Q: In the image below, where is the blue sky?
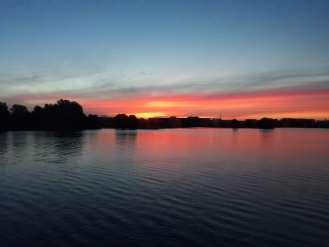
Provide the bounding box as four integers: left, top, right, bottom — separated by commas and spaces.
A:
0, 0, 328, 118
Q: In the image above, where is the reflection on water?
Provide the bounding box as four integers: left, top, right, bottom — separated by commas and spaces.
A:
0, 132, 8, 156
0, 128, 329, 247
115, 130, 138, 154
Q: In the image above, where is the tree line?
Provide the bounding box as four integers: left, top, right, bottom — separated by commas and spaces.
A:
0, 99, 328, 131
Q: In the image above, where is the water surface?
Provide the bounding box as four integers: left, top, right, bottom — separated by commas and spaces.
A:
1, 129, 329, 247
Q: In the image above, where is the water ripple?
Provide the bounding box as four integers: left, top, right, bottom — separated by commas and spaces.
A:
1, 129, 329, 246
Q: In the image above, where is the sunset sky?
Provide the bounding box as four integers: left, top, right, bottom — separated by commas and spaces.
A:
0, 0, 328, 119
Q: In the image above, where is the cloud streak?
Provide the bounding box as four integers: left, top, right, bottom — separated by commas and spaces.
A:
1, 66, 328, 119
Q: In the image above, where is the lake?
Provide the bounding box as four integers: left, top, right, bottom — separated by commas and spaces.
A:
0, 128, 329, 247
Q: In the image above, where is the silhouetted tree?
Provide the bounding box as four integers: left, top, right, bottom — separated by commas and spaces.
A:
0, 102, 10, 117
127, 115, 138, 129
38, 99, 87, 130
0, 102, 10, 130
257, 118, 275, 129
11, 104, 30, 118
113, 114, 139, 129
10, 104, 31, 129
113, 114, 128, 129
183, 116, 201, 127
0, 99, 328, 131
231, 119, 240, 128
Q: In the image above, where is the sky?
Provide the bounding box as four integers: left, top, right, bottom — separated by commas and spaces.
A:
0, 0, 329, 119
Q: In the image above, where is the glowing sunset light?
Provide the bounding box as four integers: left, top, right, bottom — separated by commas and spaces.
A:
134, 112, 167, 119
243, 111, 329, 120
146, 101, 193, 108
72, 86, 329, 120
1, 1, 329, 246
1, 1, 328, 121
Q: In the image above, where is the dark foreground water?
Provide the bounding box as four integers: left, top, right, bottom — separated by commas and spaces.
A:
0, 129, 329, 247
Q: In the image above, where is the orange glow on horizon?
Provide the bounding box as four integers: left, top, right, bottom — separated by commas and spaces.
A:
29, 87, 329, 120
146, 101, 192, 108
134, 112, 167, 118
242, 111, 329, 120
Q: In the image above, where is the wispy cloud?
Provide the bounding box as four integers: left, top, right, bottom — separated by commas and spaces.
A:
1, 66, 328, 119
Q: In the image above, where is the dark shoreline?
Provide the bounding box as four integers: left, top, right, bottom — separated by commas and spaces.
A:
1, 126, 329, 134
1, 119, 329, 132
1, 99, 328, 131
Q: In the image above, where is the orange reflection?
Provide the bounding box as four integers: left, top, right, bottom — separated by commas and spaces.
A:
127, 129, 329, 168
